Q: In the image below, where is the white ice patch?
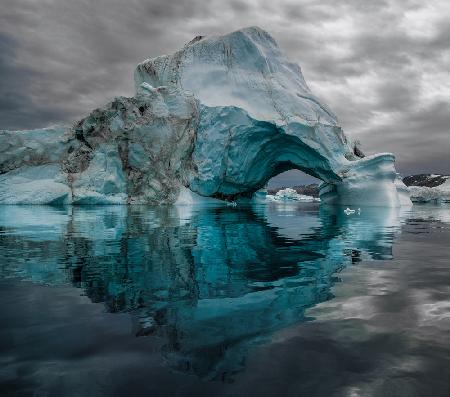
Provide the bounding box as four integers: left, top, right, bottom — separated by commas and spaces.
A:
0, 164, 71, 205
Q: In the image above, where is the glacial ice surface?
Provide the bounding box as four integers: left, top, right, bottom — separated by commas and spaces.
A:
0, 27, 410, 206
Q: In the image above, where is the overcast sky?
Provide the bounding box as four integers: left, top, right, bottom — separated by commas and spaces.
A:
1, 0, 449, 185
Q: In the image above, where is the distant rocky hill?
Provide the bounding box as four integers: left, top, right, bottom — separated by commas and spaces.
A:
403, 174, 449, 188
267, 184, 320, 197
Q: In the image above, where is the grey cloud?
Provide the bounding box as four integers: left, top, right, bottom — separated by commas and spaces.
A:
409, 101, 450, 135
228, 0, 250, 13
0, 0, 449, 180
359, 100, 450, 175
0, 32, 73, 129
375, 78, 419, 112
281, 2, 333, 22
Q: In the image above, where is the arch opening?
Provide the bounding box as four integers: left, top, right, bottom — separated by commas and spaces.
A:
268, 169, 320, 191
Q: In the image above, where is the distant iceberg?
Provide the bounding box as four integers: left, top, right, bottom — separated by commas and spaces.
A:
266, 188, 320, 202
408, 178, 450, 203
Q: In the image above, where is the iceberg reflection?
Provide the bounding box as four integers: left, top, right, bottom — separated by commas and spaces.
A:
0, 203, 416, 379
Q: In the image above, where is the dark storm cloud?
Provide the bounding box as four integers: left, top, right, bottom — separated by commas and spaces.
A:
0, 0, 449, 176
362, 100, 450, 174
375, 78, 419, 112
0, 32, 70, 129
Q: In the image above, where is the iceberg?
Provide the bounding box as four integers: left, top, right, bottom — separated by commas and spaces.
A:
266, 188, 319, 202
408, 178, 450, 203
0, 27, 411, 206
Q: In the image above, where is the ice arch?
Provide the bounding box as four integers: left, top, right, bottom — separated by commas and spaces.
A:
185, 104, 408, 206
188, 105, 343, 199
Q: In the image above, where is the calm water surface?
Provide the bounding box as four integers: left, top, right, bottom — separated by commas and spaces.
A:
0, 203, 449, 396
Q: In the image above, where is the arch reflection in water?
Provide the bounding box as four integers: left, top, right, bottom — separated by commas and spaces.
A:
0, 203, 404, 379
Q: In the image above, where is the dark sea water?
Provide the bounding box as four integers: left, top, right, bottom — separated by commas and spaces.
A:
0, 203, 449, 397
